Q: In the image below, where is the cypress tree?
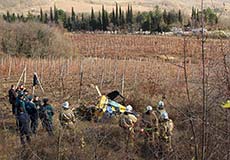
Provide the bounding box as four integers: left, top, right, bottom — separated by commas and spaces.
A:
102, 5, 107, 30
40, 8, 44, 22
90, 7, 97, 31
163, 9, 168, 24
67, 16, 72, 31
11, 13, 16, 22
126, 4, 130, 24
71, 7, 76, 23
111, 8, 116, 25
126, 4, 133, 24
119, 6, 122, 26
130, 5, 133, 24
44, 13, 48, 23
50, 7, 53, 22
54, 5, 58, 24
17, 13, 20, 21
6, 11, 11, 22
97, 11, 102, 30
115, 3, 119, 25
178, 9, 183, 24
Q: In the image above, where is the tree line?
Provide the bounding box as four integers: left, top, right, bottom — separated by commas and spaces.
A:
2, 4, 218, 33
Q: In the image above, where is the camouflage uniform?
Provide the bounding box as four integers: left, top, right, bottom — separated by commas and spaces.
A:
59, 108, 76, 129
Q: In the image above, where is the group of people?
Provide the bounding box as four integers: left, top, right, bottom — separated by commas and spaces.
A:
8, 84, 55, 145
8, 84, 173, 153
119, 97, 174, 152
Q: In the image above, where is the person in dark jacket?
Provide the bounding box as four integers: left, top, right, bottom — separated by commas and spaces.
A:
15, 93, 27, 130
39, 98, 54, 136
8, 85, 17, 115
18, 107, 31, 145
16, 84, 26, 95
33, 96, 42, 109
15, 93, 27, 115
26, 96, 39, 134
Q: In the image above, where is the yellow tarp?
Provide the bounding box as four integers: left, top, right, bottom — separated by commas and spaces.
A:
222, 100, 230, 109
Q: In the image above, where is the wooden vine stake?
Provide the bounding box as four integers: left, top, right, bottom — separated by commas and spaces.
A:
16, 66, 27, 87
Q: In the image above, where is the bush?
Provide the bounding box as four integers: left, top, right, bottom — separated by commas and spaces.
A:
0, 21, 74, 57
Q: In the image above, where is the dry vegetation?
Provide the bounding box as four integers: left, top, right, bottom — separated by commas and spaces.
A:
0, 21, 74, 58
0, 32, 229, 159
0, 0, 229, 15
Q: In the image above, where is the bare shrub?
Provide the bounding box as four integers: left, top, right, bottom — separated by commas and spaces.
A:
0, 21, 74, 57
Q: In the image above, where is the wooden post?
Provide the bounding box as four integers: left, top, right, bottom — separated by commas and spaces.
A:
16, 67, 26, 87
78, 58, 84, 102
8, 58, 12, 79
23, 66, 27, 85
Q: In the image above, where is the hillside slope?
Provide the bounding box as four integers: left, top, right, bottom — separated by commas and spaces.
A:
0, 0, 229, 15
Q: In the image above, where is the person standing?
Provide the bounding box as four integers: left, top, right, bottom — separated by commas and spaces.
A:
141, 106, 159, 145
18, 107, 31, 145
59, 102, 76, 129
39, 98, 54, 136
8, 85, 17, 115
26, 96, 39, 135
119, 105, 138, 148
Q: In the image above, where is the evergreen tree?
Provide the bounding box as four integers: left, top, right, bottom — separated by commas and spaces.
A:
67, 16, 72, 31
40, 8, 44, 22
17, 13, 20, 21
119, 6, 122, 26
63, 13, 67, 28
126, 4, 133, 24
50, 7, 53, 22
6, 11, 11, 22
142, 15, 150, 31
54, 5, 58, 24
111, 8, 116, 25
97, 11, 102, 30
44, 13, 48, 23
71, 7, 76, 23
150, 6, 163, 32
115, 3, 119, 25
11, 13, 16, 22
163, 9, 168, 24
90, 7, 97, 31
102, 5, 108, 30
178, 10, 183, 24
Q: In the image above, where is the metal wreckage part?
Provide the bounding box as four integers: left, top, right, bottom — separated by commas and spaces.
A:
74, 86, 127, 122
